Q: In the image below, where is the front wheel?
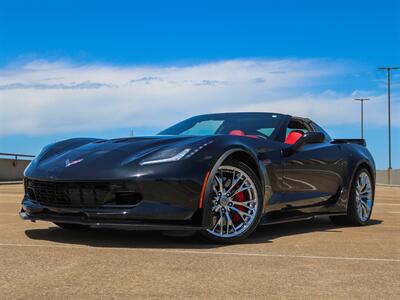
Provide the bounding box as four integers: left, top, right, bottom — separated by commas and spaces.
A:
198, 160, 263, 243
330, 168, 374, 226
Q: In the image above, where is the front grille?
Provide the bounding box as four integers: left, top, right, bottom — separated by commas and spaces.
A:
26, 179, 142, 208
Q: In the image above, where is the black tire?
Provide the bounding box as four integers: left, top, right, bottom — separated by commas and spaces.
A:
330, 168, 374, 226
198, 159, 264, 244
54, 222, 90, 230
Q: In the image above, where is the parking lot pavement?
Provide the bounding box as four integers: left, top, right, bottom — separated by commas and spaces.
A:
0, 184, 399, 299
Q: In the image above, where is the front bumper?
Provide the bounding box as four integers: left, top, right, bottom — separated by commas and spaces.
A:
22, 157, 215, 229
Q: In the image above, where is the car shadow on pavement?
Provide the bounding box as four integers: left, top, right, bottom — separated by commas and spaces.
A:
24, 217, 383, 250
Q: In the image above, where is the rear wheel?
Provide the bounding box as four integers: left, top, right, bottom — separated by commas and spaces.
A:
199, 160, 263, 243
54, 223, 90, 230
330, 168, 374, 226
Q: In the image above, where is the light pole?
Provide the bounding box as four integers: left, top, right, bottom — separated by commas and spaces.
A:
378, 67, 400, 184
354, 98, 370, 139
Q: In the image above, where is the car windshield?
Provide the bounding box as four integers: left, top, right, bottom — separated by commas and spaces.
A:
158, 113, 284, 139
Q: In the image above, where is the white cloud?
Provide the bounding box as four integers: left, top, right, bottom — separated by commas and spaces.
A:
0, 59, 397, 136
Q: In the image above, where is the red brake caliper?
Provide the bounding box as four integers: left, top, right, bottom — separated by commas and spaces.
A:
233, 191, 245, 223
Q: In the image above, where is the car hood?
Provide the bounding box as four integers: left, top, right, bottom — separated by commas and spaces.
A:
25, 135, 211, 180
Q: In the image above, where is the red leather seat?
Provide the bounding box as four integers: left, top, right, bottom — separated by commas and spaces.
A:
229, 130, 259, 139
229, 130, 245, 136
285, 130, 304, 144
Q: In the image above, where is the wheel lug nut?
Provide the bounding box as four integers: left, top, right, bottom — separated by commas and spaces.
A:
228, 202, 232, 206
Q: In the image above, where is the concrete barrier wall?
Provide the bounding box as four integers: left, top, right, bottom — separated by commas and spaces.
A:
376, 169, 400, 186
0, 158, 31, 181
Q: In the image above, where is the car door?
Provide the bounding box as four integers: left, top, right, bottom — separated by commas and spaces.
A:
280, 119, 346, 214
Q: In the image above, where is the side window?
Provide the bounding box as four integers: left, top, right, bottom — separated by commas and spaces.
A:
310, 122, 332, 141
286, 119, 309, 136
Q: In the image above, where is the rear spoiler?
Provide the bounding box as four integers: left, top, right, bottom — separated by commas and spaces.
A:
331, 139, 366, 146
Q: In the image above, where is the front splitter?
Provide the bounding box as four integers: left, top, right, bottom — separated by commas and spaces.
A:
20, 211, 209, 231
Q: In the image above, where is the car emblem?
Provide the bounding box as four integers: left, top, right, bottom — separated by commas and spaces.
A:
65, 158, 84, 167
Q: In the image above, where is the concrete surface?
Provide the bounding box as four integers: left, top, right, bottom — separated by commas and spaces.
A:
0, 184, 399, 299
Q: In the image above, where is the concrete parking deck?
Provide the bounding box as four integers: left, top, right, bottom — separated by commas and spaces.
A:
0, 184, 399, 299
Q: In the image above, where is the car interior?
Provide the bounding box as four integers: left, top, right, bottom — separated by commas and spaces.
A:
284, 119, 309, 144
226, 117, 311, 144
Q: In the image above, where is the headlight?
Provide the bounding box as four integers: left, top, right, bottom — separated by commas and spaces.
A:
139, 140, 213, 166
139, 148, 191, 165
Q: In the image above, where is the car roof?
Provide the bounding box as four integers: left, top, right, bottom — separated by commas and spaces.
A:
193, 112, 315, 123
194, 112, 291, 118
291, 116, 312, 123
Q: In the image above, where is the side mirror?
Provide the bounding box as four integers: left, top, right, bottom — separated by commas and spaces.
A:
283, 132, 325, 156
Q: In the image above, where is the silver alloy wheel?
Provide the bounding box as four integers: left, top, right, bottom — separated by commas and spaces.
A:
355, 171, 373, 222
206, 166, 258, 238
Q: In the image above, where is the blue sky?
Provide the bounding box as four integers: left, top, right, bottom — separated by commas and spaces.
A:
0, 0, 399, 169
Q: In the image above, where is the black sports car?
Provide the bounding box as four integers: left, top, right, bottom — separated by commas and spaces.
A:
21, 112, 375, 243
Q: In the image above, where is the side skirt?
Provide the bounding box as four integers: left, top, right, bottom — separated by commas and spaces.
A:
259, 212, 347, 226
